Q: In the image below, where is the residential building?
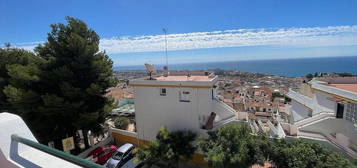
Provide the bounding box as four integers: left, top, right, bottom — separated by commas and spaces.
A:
108, 72, 248, 166
128, 72, 247, 141
286, 77, 357, 157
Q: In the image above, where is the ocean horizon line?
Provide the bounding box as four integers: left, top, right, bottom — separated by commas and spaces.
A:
115, 55, 357, 69
114, 56, 357, 77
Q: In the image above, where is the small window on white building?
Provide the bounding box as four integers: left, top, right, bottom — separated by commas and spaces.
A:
180, 91, 190, 102
160, 88, 167, 96
308, 109, 313, 117
346, 103, 357, 123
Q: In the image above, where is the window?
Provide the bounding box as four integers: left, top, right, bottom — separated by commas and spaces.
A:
346, 103, 357, 123
211, 89, 214, 99
180, 90, 190, 102
112, 151, 124, 160
160, 88, 167, 96
308, 109, 313, 117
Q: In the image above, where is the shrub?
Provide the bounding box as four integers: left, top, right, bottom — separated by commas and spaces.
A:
199, 123, 352, 168
135, 127, 196, 168
114, 117, 130, 130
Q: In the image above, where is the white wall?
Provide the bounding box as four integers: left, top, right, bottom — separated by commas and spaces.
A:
300, 118, 357, 145
314, 90, 336, 113
134, 86, 213, 141
291, 100, 310, 122
0, 113, 81, 168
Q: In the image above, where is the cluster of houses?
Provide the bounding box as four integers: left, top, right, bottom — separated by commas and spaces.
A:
1, 70, 356, 167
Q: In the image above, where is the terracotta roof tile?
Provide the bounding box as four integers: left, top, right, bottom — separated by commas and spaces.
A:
329, 84, 357, 93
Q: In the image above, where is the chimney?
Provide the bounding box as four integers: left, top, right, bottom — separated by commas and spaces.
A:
163, 65, 169, 77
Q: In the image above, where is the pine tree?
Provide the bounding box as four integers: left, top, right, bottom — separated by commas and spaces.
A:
0, 47, 43, 112
33, 16, 117, 147
1, 17, 117, 150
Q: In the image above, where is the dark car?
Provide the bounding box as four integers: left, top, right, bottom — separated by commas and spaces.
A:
121, 158, 145, 168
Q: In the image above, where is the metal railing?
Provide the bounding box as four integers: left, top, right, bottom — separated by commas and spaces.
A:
11, 134, 105, 168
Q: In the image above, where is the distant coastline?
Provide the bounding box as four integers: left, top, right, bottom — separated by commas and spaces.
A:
114, 56, 357, 77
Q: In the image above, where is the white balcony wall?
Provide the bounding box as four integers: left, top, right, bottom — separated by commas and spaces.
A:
291, 100, 311, 123
213, 99, 236, 122
0, 113, 80, 168
314, 90, 336, 114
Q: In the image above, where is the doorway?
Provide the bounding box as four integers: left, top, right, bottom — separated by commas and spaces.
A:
336, 103, 344, 118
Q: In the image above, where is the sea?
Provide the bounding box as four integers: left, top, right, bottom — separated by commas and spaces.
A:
114, 56, 357, 77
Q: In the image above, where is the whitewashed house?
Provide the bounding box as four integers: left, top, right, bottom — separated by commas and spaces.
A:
129, 72, 248, 141
286, 77, 357, 157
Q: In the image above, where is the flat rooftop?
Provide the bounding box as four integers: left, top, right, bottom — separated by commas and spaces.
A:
155, 75, 213, 82
130, 74, 218, 87
329, 84, 357, 93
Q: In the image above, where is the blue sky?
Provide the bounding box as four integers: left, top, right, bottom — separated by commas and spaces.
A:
1, 0, 357, 67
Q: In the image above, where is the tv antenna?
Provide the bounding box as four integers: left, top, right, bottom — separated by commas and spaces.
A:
163, 28, 168, 74
145, 63, 156, 80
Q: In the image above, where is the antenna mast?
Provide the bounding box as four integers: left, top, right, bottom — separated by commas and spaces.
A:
162, 28, 169, 77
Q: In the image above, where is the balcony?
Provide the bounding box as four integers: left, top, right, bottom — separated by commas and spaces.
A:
287, 89, 314, 109
0, 112, 104, 168
211, 99, 247, 129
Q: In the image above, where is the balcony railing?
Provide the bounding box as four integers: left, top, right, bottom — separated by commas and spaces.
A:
213, 99, 236, 120
294, 112, 335, 128
287, 89, 314, 109
11, 134, 104, 168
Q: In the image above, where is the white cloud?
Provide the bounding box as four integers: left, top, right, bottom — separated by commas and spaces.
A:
9, 25, 357, 54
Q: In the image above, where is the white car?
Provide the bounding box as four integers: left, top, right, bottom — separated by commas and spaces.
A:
105, 143, 134, 168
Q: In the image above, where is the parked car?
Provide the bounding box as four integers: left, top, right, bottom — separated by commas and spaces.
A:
105, 143, 134, 168
90, 145, 117, 165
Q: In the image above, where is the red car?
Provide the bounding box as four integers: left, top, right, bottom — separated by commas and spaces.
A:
90, 145, 117, 165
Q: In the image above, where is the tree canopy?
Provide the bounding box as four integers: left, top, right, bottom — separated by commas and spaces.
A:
0, 47, 44, 111
270, 139, 351, 168
135, 127, 196, 168
305, 73, 314, 81
199, 123, 352, 168
114, 117, 130, 130
199, 123, 272, 168
0, 17, 117, 149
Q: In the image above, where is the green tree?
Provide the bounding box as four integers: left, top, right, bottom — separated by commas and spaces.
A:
270, 139, 351, 168
135, 142, 161, 167
0, 47, 44, 112
199, 123, 351, 168
314, 72, 319, 77
135, 127, 196, 168
114, 117, 130, 129
34, 16, 116, 148
2, 17, 117, 150
306, 73, 314, 81
199, 123, 271, 168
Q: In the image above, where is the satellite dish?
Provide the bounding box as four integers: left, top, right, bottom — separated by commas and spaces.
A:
145, 63, 156, 80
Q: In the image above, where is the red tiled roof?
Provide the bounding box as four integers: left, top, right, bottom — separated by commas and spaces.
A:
329, 84, 357, 93
155, 75, 212, 81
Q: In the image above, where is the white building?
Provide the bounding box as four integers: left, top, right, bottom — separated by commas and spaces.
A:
129, 73, 247, 141
286, 77, 357, 157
